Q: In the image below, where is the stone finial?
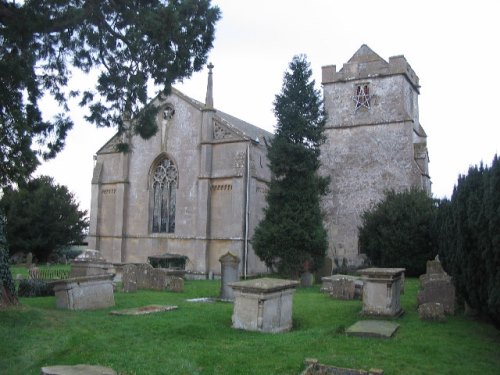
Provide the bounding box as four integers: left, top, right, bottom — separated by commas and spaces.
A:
205, 62, 214, 109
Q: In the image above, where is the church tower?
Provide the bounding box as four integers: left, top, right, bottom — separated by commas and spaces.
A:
320, 45, 430, 267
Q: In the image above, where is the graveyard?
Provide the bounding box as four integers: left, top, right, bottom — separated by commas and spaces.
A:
1, 268, 500, 375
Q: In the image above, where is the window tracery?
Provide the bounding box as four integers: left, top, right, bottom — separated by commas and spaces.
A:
151, 158, 177, 233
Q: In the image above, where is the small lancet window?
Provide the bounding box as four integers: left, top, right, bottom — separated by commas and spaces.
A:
151, 158, 177, 233
352, 84, 371, 112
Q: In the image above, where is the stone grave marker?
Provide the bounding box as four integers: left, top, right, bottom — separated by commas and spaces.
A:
330, 277, 356, 300
418, 302, 445, 321
417, 259, 455, 315
136, 263, 154, 288
219, 252, 240, 300
122, 263, 184, 292
122, 264, 138, 293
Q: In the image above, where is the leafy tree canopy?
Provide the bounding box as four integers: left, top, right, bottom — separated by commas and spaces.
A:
253, 55, 329, 278
0, 175, 89, 262
0, 0, 221, 187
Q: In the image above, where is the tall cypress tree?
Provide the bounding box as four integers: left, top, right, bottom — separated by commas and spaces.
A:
253, 55, 329, 278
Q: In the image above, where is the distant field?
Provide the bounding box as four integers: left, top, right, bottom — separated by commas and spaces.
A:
1, 278, 499, 374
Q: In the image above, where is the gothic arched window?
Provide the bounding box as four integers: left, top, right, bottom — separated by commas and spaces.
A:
151, 158, 177, 233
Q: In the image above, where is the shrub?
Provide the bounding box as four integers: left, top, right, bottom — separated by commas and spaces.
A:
358, 189, 438, 276
18, 279, 54, 297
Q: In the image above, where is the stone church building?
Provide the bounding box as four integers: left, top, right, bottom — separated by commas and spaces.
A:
88, 45, 430, 276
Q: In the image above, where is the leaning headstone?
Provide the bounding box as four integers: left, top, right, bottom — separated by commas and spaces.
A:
41, 364, 117, 375
219, 252, 240, 300
418, 302, 445, 321
122, 264, 138, 293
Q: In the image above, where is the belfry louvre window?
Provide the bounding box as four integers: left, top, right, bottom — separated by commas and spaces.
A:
151, 158, 177, 233
352, 84, 371, 111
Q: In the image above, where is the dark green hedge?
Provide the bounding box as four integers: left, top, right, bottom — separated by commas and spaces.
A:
438, 155, 500, 326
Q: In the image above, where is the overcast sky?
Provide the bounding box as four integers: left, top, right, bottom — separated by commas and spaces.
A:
35, 0, 500, 214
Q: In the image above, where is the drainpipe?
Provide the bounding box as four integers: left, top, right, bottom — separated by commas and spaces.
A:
244, 141, 250, 279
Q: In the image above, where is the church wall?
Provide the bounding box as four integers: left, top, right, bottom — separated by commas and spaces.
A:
320, 121, 418, 262
124, 94, 202, 239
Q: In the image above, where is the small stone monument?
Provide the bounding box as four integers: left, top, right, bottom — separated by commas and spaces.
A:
229, 278, 299, 333
358, 267, 405, 317
219, 252, 240, 300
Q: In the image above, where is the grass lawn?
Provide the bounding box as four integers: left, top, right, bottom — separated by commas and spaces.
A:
1, 275, 499, 375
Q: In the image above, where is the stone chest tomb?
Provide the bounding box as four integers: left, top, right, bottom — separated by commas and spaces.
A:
229, 278, 299, 333
358, 267, 405, 317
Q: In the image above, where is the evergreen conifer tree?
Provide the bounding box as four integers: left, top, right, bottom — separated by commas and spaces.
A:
252, 55, 328, 278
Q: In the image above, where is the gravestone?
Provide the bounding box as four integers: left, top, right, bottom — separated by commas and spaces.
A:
136, 263, 154, 289
219, 252, 240, 300
122, 264, 138, 293
321, 274, 363, 299
229, 278, 299, 333
358, 268, 405, 317
122, 263, 184, 292
52, 274, 115, 310
418, 302, 445, 321
166, 276, 184, 292
417, 259, 455, 315
330, 277, 356, 300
